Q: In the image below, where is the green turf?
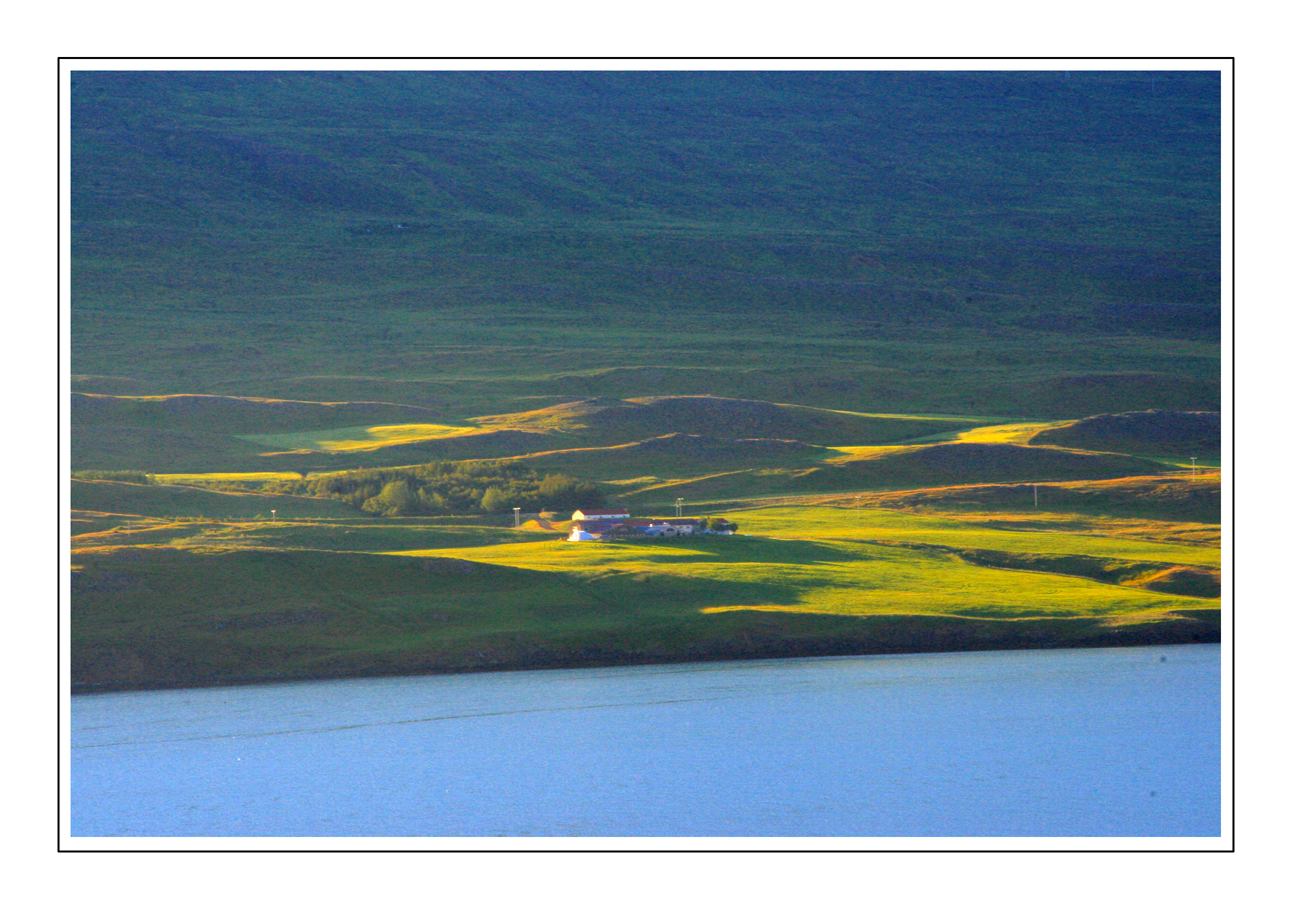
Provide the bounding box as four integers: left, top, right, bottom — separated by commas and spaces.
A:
70, 478, 356, 521
73, 72, 1219, 425
69, 71, 1223, 689
71, 497, 1221, 690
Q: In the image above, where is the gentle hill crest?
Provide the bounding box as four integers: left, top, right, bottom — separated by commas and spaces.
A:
512, 433, 829, 481
70, 477, 355, 522
73, 392, 445, 433
475, 395, 980, 448
621, 441, 1169, 507
1029, 409, 1220, 461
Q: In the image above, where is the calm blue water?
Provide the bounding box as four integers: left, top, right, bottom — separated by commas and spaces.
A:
71, 645, 1221, 837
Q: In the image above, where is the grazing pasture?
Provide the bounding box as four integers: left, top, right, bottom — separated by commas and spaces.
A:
69, 71, 1222, 689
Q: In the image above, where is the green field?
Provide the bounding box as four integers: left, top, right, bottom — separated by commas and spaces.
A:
69, 71, 1223, 690
240, 422, 478, 453
72, 478, 1221, 690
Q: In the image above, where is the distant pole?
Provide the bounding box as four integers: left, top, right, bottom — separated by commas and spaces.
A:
1033, 485, 1038, 508
855, 495, 860, 516
271, 509, 277, 523
514, 507, 521, 528
1190, 456, 1197, 480
676, 498, 684, 519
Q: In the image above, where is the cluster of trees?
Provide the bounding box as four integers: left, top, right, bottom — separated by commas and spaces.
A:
696, 516, 738, 533
264, 460, 606, 518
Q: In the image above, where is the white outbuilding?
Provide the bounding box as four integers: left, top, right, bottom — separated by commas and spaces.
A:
571, 508, 630, 521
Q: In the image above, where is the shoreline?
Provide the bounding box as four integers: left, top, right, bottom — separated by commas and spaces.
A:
71, 610, 1220, 695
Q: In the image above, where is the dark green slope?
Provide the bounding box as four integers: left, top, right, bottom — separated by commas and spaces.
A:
72, 71, 1219, 245
1030, 409, 1221, 460
71, 70, 1221, 420
70, 478, 355, 520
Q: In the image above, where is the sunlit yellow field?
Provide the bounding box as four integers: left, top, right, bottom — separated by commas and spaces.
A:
382, 503, 1218, 624
731, 507, 1221, 567
826, 444, 920, 461
952, 422, 1068, 445
149, 471, 306, 483
239, 423, 478, 452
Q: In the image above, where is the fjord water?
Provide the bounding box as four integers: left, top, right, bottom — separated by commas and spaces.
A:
71, 645, 1220, 838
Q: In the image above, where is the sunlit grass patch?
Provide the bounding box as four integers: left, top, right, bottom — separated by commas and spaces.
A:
386, 511, 1216, 619
732, 506, 1221, 567
953, 421, 1070, 445
152, 471, 307, 483
470, 407, 585, 434
825, 444, 921, 461
72, 500, 1222, 689
821, 420, 1058, 459
239, 423, 477, 452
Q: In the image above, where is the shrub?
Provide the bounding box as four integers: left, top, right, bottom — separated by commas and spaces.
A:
480, 486, 510, 513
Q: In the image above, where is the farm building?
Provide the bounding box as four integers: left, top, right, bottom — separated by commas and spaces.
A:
571, 508, 630, 521
567, 518, 646, 540
647, 519, 700, 536
567, 516, 729, 542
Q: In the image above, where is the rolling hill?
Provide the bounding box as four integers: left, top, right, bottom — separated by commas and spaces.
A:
72, 71, 1220, 420
1029, 409, 1221, 460
70, 478, 356, 521
67, 70, 1224, 689
477, 396, 977, 447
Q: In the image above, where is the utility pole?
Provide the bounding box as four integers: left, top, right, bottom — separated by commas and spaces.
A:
1033, 485, 1038, 508
1190, 456, 1197, 480
676, 498, 684, 519
513, 507, 521, 528
271, 509, 277, 523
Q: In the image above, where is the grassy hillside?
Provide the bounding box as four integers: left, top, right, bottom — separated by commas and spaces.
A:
72, 424, 275, 473
514, 434, 832, 481
825, 473, 1221, 526
826, 442, 1166, 486
72, 71, 1220, 422
613, 441, 1168, 509
476, 397, 979, 447
71, 392, 984, 474
1029, 409, 1221, 461
69, 70, 1223, 688
74, 543, 1216, 691
72, 392, 444, 432
71, 499, 1220, 691
70, 478, 356, 522
71, 392, 452, 472
73, 71, 1218, 245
